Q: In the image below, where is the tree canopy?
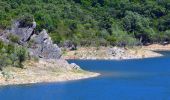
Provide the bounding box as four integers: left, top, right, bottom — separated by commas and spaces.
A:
0, 0, 170, 46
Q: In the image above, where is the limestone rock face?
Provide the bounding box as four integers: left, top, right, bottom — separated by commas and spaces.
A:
29, 29, 62, 59
10, 21, 36, 42
0, 21, 62, 59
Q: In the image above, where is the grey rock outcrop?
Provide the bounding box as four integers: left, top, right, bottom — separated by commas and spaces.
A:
107, 47, 125, 57
0, 31, 10, 43
70, 63, 80, 70
29, 29, 62, 59
10, 21, 36, 42
0, 20, 62, 59
63, 40, 77, 50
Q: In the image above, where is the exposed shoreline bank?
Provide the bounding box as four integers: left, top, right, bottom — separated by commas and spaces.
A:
62, 44, 170, 60
143, 44, 170, 51
1, 44, 169, 86
0, 59, 100, 86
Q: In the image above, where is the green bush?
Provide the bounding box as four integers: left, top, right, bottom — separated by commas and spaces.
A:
8, 34, 20, 43
14, 46, 28, 68
0, 47, 13, 70
28, 38, 35, 48
0, 40, 5, 50
0, 53, 12, 70
17, 13, 33, 28
0, 42, 28, 69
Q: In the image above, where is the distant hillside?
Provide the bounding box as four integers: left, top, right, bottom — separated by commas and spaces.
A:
0, 0, 170, 46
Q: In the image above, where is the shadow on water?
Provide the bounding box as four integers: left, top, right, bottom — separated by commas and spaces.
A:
155, 50, 170, 57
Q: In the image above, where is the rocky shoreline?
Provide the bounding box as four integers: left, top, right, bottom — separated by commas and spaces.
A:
0, 59, 100, 86
144, 44, 170, 51
0, 20, 100, 86
0, 19, 169, 86
0, 44, 168, 86
62, 46, 163, 60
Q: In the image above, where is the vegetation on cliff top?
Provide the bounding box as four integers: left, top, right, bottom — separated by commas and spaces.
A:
0, 0, 170, 46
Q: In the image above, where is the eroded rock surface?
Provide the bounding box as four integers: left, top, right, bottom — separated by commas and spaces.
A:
10, 21, 36, 42
29, 29, 61, 59
63, 40, 77, 50
0, 20, 62, 59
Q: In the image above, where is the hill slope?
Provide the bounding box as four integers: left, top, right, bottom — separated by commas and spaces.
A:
0, 0, 170, 46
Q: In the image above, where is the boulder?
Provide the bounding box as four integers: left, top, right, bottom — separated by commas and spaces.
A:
70, 63, 80, 70
107, 47, 125, 57
63, 40, 77, 50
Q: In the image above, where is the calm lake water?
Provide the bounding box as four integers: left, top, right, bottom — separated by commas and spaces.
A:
0, 52, 170, 100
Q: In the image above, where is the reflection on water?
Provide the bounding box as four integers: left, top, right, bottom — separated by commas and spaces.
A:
0, 51, 170, 100
155, 51, 170, 57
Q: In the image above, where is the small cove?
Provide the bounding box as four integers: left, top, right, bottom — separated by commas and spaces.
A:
0, 51, 170, 100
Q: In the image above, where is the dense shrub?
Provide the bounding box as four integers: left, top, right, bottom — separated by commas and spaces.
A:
14, 46, 28, 68
0, 0, 170, 46
8, 34, 20, 43
0, 41, 28, 69
17, 13, 34, 28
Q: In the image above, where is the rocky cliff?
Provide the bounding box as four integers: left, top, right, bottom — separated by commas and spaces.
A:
0, 20, 100, 86
0, 20, 62, 59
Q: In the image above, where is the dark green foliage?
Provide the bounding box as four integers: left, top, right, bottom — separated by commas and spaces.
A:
0, 41, 28, 69
8, 34, 20, 43
0, 0, 170, 46
0, 40, 4, 49
14, 46, 28, 68
17, 13, 34, 28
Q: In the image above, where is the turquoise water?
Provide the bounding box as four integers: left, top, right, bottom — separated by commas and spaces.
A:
0, 52, 170, 100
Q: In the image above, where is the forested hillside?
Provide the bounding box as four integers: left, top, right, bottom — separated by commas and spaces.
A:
0, 0, 170, 46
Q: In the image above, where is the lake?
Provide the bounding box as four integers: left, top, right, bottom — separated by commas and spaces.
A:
0, 52, 170, 100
